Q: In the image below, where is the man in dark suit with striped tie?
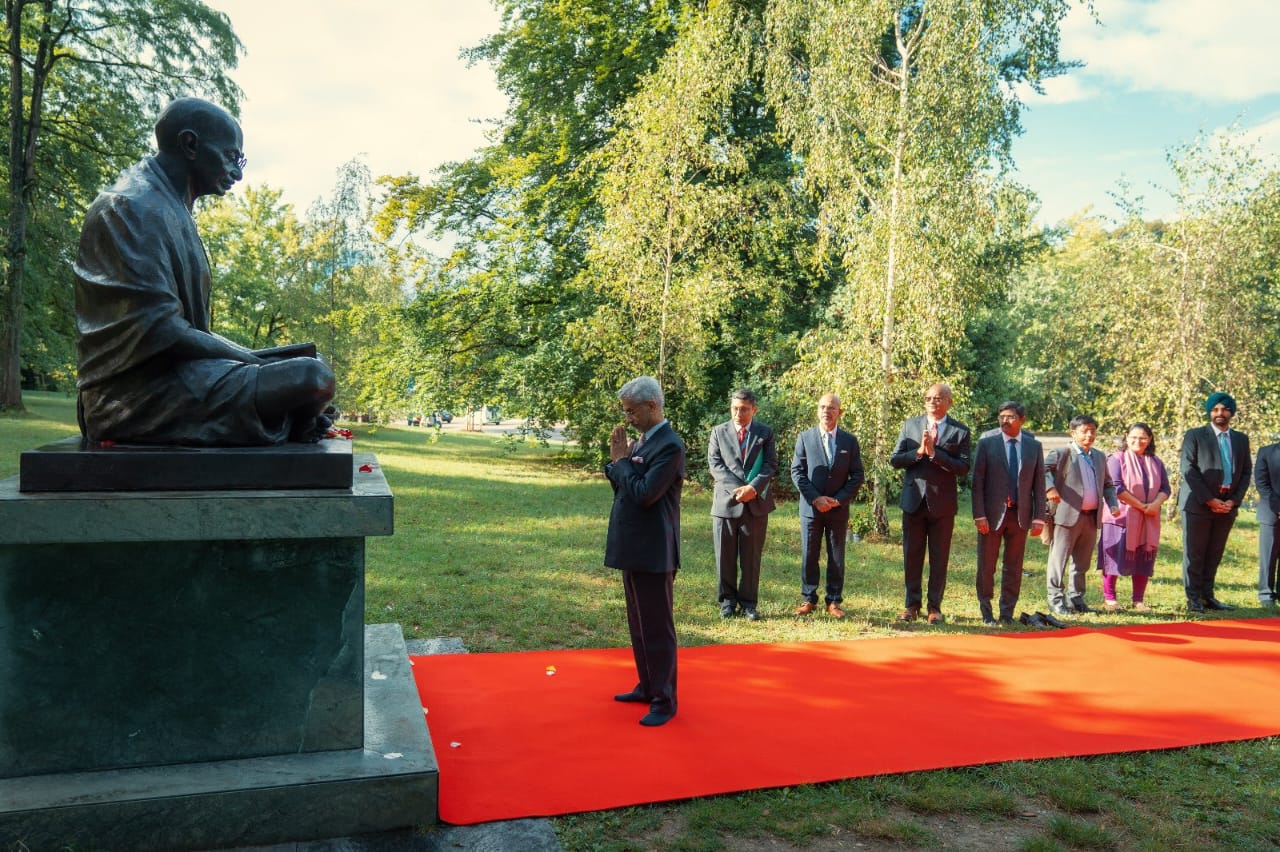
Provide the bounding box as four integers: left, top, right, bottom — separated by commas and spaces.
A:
1179, 392, 1251, 613
790, 393, 865, 618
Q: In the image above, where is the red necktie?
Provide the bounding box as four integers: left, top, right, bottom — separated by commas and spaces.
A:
737, 427, 748, 459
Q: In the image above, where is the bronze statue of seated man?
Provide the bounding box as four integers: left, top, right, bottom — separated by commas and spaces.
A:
74, 97, 335, 446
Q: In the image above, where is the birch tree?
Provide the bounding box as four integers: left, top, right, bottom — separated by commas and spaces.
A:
764, 0, 1075, 530
572, 0, 821, 457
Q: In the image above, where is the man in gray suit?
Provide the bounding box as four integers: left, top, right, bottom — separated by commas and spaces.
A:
708, 388, 778, 620
1044, 414, 1120, 615
1255, 438, 1280, 607
790, 393, 865, 618
971, 402, 1047, 625
605, 376, 686, 726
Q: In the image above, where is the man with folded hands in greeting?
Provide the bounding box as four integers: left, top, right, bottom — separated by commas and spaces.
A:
891, 382, 971, 625
605, 376, 686, 727
790, 393, 864, 618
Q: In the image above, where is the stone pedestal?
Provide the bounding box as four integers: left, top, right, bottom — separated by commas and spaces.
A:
0, 448, 438, 850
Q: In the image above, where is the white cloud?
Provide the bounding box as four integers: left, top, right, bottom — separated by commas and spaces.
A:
1237, 113, 1280, 162
1018, 74, 1094, 105
203, 1, 507, 211
1062, 0, 1280, 101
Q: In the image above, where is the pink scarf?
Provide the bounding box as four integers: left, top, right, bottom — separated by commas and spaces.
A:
1118, 450, 1163, 555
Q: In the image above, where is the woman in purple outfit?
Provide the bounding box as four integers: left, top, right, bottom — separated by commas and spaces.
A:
1097, 423, 1170, 611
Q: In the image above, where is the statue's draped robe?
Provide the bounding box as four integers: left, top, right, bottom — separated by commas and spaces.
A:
74, 158, 290, 446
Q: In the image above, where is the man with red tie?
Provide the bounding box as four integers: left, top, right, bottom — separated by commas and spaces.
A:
708, 388, 778, 621
890, 383, 972, 625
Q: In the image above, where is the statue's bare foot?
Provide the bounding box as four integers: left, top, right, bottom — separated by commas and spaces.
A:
289, 412, 333, 443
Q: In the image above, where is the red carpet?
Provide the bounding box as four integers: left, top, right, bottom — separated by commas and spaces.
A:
411, 618, 1280, 825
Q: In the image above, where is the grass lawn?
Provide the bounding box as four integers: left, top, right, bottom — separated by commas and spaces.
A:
4, 390, 1279, 850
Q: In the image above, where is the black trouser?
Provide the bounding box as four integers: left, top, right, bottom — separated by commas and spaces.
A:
902, 507, 954, 612
622, 569, 677, 713
1181, 509, 1238, 603
799, 509, 848, 604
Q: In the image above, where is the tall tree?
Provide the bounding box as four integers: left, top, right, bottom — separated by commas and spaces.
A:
1, 0, 241, 411
198, 184, 306, 350
572, 0, 826, 460
1103, 132, 1280, 441
301, 159, 408, 418
376, 0, 686, 435
764, 0, 1075, 530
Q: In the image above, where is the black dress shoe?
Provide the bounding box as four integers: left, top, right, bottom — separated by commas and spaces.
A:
1204, 598, 1235, 611
1050, 604, 1070, 616
1037, 611, 1069, 629
743, 608, 760, 622
639, 709, 675, 726
1186, 600, 1205, 613
1071, 601, 1093, 614
720, 603, 736, 618
614, 690, 649, 703
999, 616, 1014, 626
982, 616, 998, 627
1020, 612, 1048, 629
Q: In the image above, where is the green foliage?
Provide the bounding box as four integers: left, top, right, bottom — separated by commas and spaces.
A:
199, 185, 306, 349
2, 0, 243, 409
570, 0, 828, 464
764, 0, 1075, 528
997, 132, 1280, 444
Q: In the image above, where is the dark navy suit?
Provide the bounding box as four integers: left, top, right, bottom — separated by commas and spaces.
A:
890, 414, 971, 613
605, 421, 685, 715
790, 426, 864, 604
1255, 442, 1280, 605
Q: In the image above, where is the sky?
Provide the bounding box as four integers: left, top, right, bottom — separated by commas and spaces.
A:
203, 0, 1280, 227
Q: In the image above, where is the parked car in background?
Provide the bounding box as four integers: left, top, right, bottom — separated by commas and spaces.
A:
434, 410, 453, 424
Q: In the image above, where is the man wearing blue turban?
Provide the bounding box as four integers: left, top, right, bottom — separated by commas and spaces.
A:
1177, 392, 1251, 612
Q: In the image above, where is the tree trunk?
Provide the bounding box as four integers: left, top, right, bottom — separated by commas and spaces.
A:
2, 0, 55, 413
1, 0, 30, 412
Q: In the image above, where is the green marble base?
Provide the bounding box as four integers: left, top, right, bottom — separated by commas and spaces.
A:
0, 455, 393, 779
0, 624, 437, 852
1, 537, 365, 776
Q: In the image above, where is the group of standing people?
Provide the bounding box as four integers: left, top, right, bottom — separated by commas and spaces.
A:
602, 376, 1280, 728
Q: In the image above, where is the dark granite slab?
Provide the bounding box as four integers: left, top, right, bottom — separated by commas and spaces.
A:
0, 453, 393, 546
19, 436, 354, 492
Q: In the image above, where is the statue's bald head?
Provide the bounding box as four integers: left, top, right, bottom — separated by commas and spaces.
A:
155, 98, 239, 154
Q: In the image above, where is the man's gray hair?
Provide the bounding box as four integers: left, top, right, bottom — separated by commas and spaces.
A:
619, 375, 664, 407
